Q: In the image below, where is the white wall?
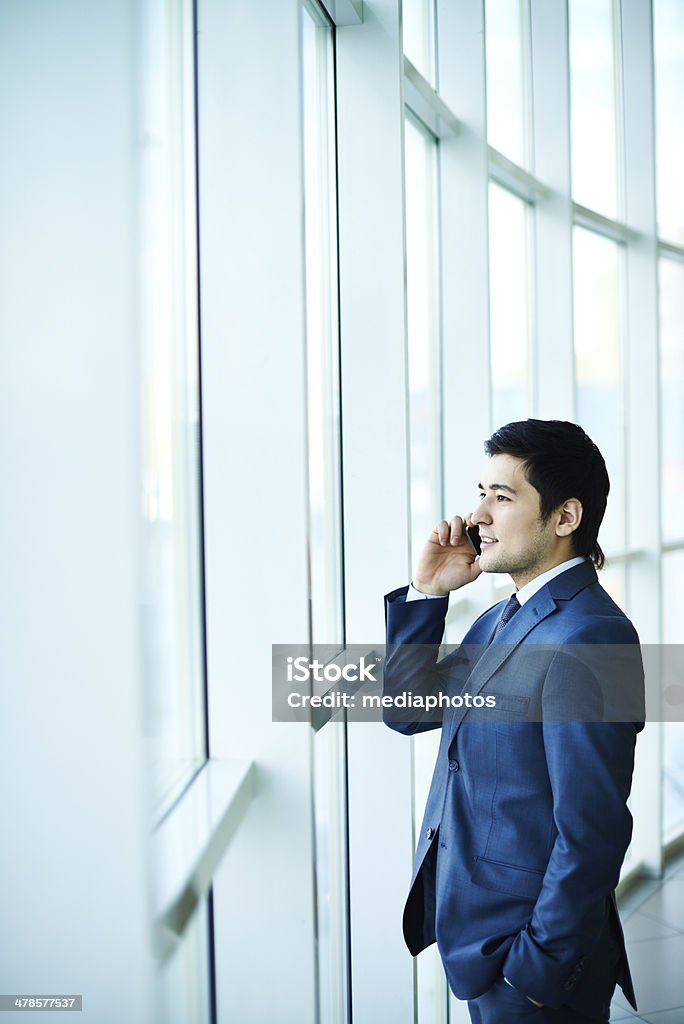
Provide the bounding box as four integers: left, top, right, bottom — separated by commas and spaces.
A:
0, 3, 155, 1021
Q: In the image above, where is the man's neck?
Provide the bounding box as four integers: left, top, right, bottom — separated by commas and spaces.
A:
512, 556, 586, 604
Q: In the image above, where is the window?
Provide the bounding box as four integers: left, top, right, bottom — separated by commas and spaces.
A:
405, 112, 442, 569
484, 0, 528, 167
662, 552, 684, 843
654, 0, 684, 245
301, 6, 349, 1022
488, 183, 533, 426
568, 0, 619, 218
403, 0, 436, 85
659, 255, 684, 846
159, 892, 212, 1023
655, 0, 684, 854
302, 0, 344, 647
572, 228, 624, 553
659, 258, 684, 544
140, 0, 206, 815
404, 108, 448, 1024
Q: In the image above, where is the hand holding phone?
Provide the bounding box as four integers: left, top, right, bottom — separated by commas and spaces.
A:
412, 514, 482, 595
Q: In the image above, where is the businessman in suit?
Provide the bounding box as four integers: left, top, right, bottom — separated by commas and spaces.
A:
383, 420, 645, 1023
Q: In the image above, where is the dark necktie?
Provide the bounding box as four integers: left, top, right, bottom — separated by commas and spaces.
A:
493, 593, 521, 638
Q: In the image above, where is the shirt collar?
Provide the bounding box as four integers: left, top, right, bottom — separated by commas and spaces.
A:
513, 556, 587, 606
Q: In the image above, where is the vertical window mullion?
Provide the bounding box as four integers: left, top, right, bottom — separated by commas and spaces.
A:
141, 0, 206, 818
301, 7, 349, 1024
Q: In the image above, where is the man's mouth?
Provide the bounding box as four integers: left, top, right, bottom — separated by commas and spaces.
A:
480, 537, 498, 546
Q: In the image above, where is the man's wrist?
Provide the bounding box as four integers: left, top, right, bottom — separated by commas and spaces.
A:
411, 580, 449, 597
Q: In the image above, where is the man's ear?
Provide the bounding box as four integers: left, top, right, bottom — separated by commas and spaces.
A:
555, 498, 583, 537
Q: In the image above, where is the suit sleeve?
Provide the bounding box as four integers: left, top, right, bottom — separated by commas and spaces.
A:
501, 620, 645, 1009
383, 585, 472, 735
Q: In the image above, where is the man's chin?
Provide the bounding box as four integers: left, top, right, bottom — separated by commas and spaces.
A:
478, 550, 502, 572
478, 554, 513, 575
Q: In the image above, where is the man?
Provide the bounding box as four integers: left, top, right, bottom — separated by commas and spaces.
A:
383, 420, 645, 1023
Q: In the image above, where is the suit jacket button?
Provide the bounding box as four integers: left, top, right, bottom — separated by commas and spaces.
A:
449, 759, 460, 772
425, 827, 434, 840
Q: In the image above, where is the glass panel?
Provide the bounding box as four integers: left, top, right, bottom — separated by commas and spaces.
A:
654, 0, 684, 244
403, 0, 436, 86
301, 8, 349, 1024
414, 734, 450, 1024
659, 258, 684, 544
568, 0, 619, 218
485, 0, 528, 167
598, 562, 625, 609
140, 0, 206, 815
663, 551, 684, 842
488, 183, 532, 428
313, 722, 350, 1022
302, 1, 344, 646
158, 894, 212, 1023
404, 114, 442, 574
572, 228, 624, 552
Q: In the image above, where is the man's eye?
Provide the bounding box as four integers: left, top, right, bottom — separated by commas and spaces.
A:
496, 494, 510, 502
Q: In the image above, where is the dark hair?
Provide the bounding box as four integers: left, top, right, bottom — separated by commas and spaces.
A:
484, 419, 610, 569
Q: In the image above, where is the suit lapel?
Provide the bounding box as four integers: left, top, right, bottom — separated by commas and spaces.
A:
444, 561, 599, 742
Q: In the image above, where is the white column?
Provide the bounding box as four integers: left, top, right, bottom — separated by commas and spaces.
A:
336, 1, 416, 1020
197, 0, 318, 1019
437, 0, 495, 638
437, 4, 493, 1019
620, 0, 663, 875
530, 0, 575, 420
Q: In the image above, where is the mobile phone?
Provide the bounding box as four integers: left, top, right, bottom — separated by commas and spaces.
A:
466, 524, 481, 556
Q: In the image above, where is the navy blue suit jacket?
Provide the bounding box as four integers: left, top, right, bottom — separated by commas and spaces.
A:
384, 560, 645, 1014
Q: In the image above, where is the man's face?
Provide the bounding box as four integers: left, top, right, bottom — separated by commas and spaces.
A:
471, 453, 565, 587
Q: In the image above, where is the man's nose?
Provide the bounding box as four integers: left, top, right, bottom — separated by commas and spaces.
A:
471, 502, 492, 526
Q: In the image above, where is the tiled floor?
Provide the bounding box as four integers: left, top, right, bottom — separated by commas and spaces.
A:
610, 854, 684, 1023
